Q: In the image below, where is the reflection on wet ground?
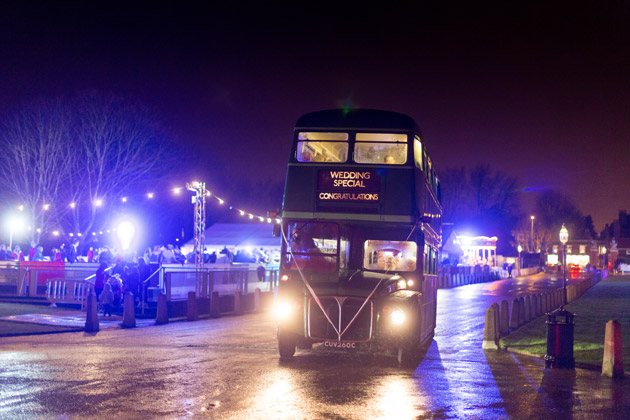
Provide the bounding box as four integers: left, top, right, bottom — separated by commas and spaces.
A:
0, 273, 629, 419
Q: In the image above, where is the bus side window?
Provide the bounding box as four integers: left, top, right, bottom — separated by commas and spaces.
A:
414, 137, 422, 169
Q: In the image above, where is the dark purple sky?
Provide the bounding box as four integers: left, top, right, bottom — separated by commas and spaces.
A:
1, 2, 629, 230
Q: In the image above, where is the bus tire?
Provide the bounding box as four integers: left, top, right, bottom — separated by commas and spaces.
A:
397, 345, 418, 367
278, 328, 297, 358
297, 339, 312, 350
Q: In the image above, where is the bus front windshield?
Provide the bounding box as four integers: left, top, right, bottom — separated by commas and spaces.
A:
283, 222, 339, 271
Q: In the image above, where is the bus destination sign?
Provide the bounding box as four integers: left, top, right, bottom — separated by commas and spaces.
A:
317, 169, 380, 203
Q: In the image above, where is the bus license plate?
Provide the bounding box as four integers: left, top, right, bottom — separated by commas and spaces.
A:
323, 340, 358, 350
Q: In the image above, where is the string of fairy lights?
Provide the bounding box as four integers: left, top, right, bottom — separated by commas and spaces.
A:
12, 182, 281, 239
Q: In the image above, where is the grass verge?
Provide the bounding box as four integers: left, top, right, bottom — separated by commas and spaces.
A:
500, 275, 630, 371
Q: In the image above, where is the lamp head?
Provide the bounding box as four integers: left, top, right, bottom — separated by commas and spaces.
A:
559, 224, 569, 245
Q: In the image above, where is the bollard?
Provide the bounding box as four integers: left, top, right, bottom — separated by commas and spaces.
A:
210, 291, 221, 318
509, 298, 520, 331
544, 293, 550, 313
499, 300, 509, 336
602, 320, 624, 378
482, 303, 500, 350
187, 291, 198, 321
122, 292, 136, 328
518, 297, 525, 326
234, 290, 243, 315
525, 295, 532, 322
85, 291, 99, 333
155, 293, 168, 325
544, 308, 575, 369
254, 288, 261, 312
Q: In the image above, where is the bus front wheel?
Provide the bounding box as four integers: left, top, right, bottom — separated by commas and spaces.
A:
397, 345, 418, 367
278, 328, 297, 358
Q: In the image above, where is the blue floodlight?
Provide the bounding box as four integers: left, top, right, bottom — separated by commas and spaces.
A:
116, 220, 137, 251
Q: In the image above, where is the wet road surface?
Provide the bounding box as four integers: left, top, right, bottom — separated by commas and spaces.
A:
1, 272, 629, 419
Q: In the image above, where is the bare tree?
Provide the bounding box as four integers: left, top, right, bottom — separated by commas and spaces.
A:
0, 98, 77, 243
68, 91, 171, 237
534, 190, 584, 238
439, 166, 469, 222
440, 164, 520, 222
511, 216, 552, 253
469, 164, 519, 217
0, 92, 174, 246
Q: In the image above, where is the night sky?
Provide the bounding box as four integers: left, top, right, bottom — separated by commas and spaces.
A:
1, 2, 629, 231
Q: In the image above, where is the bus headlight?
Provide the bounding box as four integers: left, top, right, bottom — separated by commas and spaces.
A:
273, 301, 294, 320
391, 308, 406, 325
397, 279, 407, 289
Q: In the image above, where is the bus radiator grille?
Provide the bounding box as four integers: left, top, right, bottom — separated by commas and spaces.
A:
308, 297, 373, 342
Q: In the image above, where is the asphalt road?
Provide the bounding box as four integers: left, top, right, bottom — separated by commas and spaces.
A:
1, 272, 629, 419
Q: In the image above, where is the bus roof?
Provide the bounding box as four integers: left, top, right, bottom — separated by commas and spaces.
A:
295, 109, 420, 132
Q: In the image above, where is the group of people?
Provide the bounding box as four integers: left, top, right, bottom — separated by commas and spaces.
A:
0, 240, 85, 263
2, 239, 274, 270
94, 257, 155, 316
0, 244, 25, 261
185, 246, 270, 264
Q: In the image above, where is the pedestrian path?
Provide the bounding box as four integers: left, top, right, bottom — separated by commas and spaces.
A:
0, 310, 155, 333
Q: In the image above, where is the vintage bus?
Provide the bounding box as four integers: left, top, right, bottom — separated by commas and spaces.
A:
274, 109, 442, 364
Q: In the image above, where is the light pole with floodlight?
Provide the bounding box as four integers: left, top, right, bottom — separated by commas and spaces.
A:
530, 215, 535, 251
559, 224, 569, 308
602, 246, 607, 271
6, 215, 26, 252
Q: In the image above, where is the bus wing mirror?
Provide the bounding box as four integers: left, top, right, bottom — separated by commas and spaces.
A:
272, 223, 281, 237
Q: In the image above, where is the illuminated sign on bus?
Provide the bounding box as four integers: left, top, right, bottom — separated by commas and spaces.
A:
317, 169, 380, 203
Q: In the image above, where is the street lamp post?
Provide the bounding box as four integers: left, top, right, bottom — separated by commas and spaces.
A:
517, 245, 522, 277
559, 224, 569, 308
530, 215, 535, 251
544, 223, 575, 369
602, 246, 607, 271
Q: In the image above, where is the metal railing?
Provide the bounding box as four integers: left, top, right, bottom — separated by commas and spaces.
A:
46, 278, 92, 310
0, 262, 101, 298
159, 263, 279, 301
2, 260, 279, 311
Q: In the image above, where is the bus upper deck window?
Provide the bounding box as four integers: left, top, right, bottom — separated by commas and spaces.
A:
413, 136, 422, 169
296, 132, 348, 163
354, 133, 407, 165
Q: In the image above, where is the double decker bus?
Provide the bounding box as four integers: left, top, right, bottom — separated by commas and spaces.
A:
274, 109, 442, 364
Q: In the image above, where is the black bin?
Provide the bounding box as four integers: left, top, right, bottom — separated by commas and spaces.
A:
544, 308, 575, 369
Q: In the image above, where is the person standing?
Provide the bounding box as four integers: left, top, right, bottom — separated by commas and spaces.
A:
12, 246, 24, 261
257, 264, 265, 283
67, 239, 79, 263
29, 241, 37, 261
99, 283, 114, 316
0, 244, 9, 261
33, 246, 44, 261
94, 262, 108, 300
